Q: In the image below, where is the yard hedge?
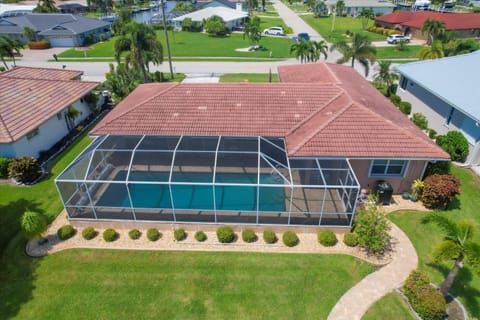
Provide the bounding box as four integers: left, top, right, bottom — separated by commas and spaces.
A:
436, 131, 469, 162
194, 230, 207, 242
174, 228, 187, 241
147, 228, 160, 241
128, 229, 141, 240
82, 227, 97, 240
263, 229, 277, 244
282, 231, 299, 247
241, 229, 257, 243
217, 226, 235, 243
343, 232, 359, 247
103, 228, 118, 242
318, 230, 337, 247
57, 225, 76, 240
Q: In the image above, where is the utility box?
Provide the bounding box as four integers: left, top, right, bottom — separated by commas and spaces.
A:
376, 181, 393, 205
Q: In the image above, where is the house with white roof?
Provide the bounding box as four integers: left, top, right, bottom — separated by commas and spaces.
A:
326, 0, 396, 16
395, 50, 480, 165
172, 6, 247, 31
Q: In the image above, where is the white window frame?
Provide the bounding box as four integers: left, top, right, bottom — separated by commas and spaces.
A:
368, 159, 409, 177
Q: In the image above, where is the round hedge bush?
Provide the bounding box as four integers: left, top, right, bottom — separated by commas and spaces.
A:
174, 228, 187, 241
263, 229, 277, 244
82, 227, 97, 240
128, 229, 141, 240
57, 225, 76, 240
103, 228, 118, 242
217, 226, 235, 243
343, 232, 359, 247
282, 231, 299, 247
436, 131, 469, 162
147, 228, 160, 241
318, 230, 337, 247
194, 230, 207, 242
241, 229, 257, 243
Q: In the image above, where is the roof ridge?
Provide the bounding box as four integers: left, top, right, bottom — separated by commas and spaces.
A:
0, 75, 98, 85
324, 63, 342, 84
93, 83, 180, 132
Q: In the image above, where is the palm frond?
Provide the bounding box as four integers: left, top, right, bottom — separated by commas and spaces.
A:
422, 213, 460, 240
464, 242, 480, 275
431, 239, 461, 263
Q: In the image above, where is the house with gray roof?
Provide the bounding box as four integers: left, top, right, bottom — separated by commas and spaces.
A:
395, 50, 480, 166
326, 0, 396, 16
0, 13, 111, 47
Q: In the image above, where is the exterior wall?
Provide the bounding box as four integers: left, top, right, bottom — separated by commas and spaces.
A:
349, 159, 428, 193
398, 76, 480, 165
0, 97, 95, 159
346, 6, 394, 16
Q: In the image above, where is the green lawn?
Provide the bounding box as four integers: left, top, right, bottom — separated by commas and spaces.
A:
301, 15, 386, 43
375, 46, 423, 59
1, 249, 374, 319
59, 31, 292, 59
219, 73, 279, 82
389, 166, 480, 318
362, 292, 415, 320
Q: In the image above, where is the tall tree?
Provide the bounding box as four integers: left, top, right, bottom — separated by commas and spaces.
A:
35, 0, 58, 12
114, 22, 163, 83
0, 35, 22, 69
422, 214, 480, 296
359, 8, 374, 30
247, 0, 258, 14
290, 39, 311, 63
336, 0, 345, 16
243, 16, 262, 46
22, 26, 36, 42
313, 0, 328, 17
330, 33, 376, 76
421, 19, 446, 45
373, 60, 399, 95
309, 40, 328, 62
418, 40, 444, 60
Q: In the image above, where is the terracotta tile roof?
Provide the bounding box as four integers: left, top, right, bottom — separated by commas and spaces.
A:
0, 66, 83, 81
375, 12, 480, 30
0, 68, 99, 143
91, 63, 449, 160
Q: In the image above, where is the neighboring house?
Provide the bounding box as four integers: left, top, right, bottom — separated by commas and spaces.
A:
172, 6, 247, 31
375, 11, 480, 39
57, 3, 89, 14
198, 0, 238, 10
395, 51, 480, 166
326, 0, 396, 16
0, 13, 111, 47
0, 67, 100, 158
0, 4, 35, 18
55, 63, 448, 227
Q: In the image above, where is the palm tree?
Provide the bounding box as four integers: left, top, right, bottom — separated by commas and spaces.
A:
309, 40, 328, 62
290, 39, 312, 63
0, 35, 23, 69
330, 33, 376, 76
114, 22, 163, 83
23, 26, 36, 42
421, 19, 445, 45
422, 213, 480, 296
418, 40, 444, 60
373, 61, 399, 95
336, 0, 345, 16
65, 105, 80, 131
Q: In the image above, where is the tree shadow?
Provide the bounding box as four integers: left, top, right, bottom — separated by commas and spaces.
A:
0, 199, 44, 318
426, 262, 479, 316
444, 195, 461, 211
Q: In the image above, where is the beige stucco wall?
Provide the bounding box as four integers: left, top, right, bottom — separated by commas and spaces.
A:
349, 159, 428, 194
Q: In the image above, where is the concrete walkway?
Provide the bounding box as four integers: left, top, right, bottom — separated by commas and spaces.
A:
327, 223, 418, 320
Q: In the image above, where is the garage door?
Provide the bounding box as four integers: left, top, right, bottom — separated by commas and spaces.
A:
48, 37, 75, 47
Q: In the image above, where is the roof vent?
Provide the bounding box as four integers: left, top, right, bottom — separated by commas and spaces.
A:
294, 114, 300, 118
173, 113, 179, 117
236, 103, 242, 107
297, 100, 303, 105
198, 106, 207, 110
186, 90, 191, 94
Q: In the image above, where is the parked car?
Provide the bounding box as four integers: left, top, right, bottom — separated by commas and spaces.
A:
387, 34, 410, 44
263, 27, 285, 36
292, 32, 310, 42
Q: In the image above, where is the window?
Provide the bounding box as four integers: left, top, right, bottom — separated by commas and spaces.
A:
369, 160, 408, 177
26, 128, 39, 140
400, 77, 408, 90
445, 107, 454, 126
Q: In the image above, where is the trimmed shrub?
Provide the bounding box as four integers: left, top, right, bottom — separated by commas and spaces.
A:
103, 228, 118, 242
7, 156, 41, 183
436, 131, 469, 162
128, 229, 141, 240
428, 128, 437, 139
194, 230, 207, 242
424, 161, 450, 178
403, 270, 447, 320
263, 229, 277, 244
217, 226, 235, 243
398, 101, 411, 115
174, 228, 187, 241
411, 113, 428, 130
242, 229, 257, 243
343, 232, 359, 247
57, 225, 76, 240
389, 94, 401, 106
421, 174, 460, 209
0, 157, 9, 178
82, 227, 97, 240
147, 228, 160, 241
282, 231, 299, 247
318, 230, 337, 247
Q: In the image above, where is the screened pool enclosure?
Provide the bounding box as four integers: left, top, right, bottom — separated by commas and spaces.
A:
56, 135, 360, 226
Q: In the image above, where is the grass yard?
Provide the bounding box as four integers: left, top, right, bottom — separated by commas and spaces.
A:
389, 166, 480, 318
1, 249, 374, 319
375, 45, 423, 59
59, 31, 292, 59
219, 73, 279, 82
362, 292, 415, 320
301, 15, 386, 43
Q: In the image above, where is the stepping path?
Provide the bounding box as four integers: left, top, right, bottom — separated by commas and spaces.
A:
327, 223, 418, 320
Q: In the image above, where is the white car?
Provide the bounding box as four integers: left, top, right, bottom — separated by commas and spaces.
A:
387, 34, 411, 44
263, 27, 285, 36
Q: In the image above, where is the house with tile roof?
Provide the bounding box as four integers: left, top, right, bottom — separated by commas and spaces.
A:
375, 11, 480, 40
395, 50, 480, 166
0, 13, 111, 47
0, 67, 100, 158
54, 63, 449, 228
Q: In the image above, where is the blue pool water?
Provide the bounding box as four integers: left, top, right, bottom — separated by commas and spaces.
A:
96, 171, 286, 212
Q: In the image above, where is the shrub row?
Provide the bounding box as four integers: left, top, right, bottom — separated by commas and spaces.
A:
367, 26, 402, 36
